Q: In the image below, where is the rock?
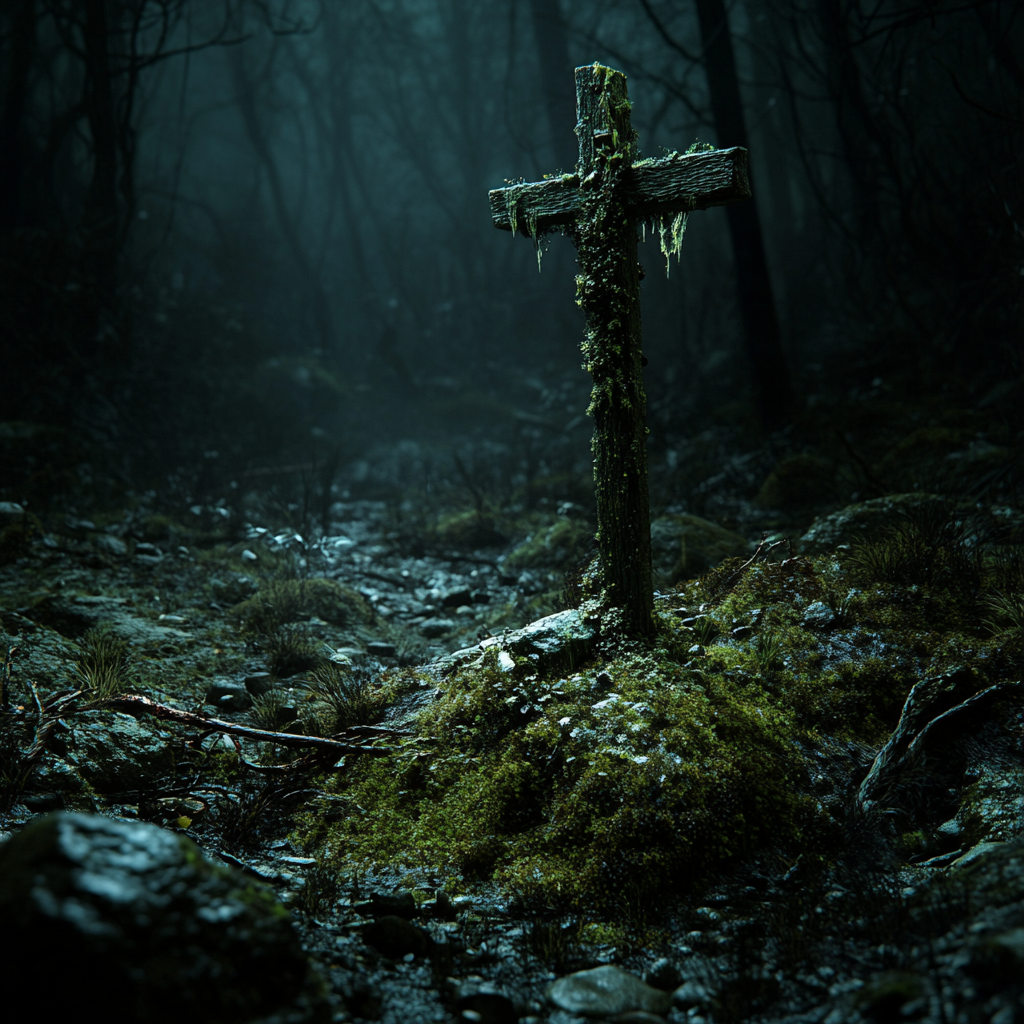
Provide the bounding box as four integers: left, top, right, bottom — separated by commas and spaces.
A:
548, 965, 673, 1017
205, 679, 253, 712
649, 514, 750, 584
21, 594, 190, 644
0, 500, 25, 522
361, 914, 431, 959
0, 813, 319, 1024
419, 617, 455, 638
498, 650, 516, 672
439, 586, 473, 608
672, 979, 714, 1009
644, 957, 683, 991
211, 573, 258, 605
799, 493, 949, 555
94, 534, 128, 557
502, 607, 596, 671
366, 640, 397, 658
64, 711, 176, 792
244, 672, 276, 696
609, 1013, 674, 1024
421, 890, 454, 920
455, 981, 519, 1024
365, 890, 418, 919
802, 601, 836, 629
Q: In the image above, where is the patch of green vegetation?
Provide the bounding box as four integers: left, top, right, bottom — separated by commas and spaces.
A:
299, 663, 382, 735
502, 519, 592, 573
74, 628, 133, 699
232, 578, 375, 634
300, 643, 824, 922
294, 507, 1021, 934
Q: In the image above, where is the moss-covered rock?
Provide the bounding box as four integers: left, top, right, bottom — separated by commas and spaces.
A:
800, 493, 949, 555
0, 812, 322, 1023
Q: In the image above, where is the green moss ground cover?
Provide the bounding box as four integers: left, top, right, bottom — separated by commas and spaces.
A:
297, 520, 1021, 929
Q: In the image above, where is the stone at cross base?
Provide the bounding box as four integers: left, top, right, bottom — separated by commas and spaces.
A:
489, 63, 751, 638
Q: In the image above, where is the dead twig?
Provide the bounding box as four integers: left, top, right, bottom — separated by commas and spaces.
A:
96, 694, 403, 758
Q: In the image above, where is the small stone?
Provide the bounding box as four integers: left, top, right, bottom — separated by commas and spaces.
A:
498, 651, 516, 673
366, 641, 397, 658
802, 601, 836, 629
0, 501, 25, 522
548, 965, 673, 1017
420, 617, 455, 638
672, 979, 713, 1009
241, 549, 258, 561
455, 982, 519, 1024
244, 673, 276, 697
644, 957, 683, 991
94, 534, 128, 556
440, 587, 473, 608
368, 891, 418, 919
205, 680, 252, 712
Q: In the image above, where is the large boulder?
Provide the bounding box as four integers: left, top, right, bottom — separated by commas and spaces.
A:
799, 493, 948, 555
0, 813, 324, 1023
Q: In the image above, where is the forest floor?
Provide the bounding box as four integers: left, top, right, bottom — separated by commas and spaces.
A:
0, 378, 1022, 1024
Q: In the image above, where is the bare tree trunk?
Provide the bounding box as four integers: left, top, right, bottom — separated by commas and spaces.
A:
527, 0, 576, 171
694, 0, 795, 429
82, 0, 121, 361
0, 0, 37, 233
229, 46, 334, 355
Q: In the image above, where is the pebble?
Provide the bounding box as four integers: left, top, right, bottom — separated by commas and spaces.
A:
419, 617, 455, 638
94, 534, 128, 556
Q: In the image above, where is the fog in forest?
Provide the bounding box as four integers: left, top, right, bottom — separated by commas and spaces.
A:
4, 0, 1019, 527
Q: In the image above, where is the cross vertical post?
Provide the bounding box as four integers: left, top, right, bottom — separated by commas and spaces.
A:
573, 64, 653, 637
489, 63, 752, 639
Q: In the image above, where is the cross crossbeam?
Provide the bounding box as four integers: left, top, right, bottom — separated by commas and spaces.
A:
489, 147, 750, 237
488, 63, 753, 638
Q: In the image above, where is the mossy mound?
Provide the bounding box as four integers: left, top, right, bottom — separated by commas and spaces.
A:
296, 497, 1022, 928
231, 577, 375, 633
649, 514, 750, 584
434, 510, 508, 550
502, 518, 593, 573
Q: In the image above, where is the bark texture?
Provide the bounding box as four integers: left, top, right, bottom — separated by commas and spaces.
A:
694, 0, 795, 429
572, 64, 654, 638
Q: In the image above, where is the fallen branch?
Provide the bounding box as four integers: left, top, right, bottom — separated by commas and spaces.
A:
96, 694, 400, 758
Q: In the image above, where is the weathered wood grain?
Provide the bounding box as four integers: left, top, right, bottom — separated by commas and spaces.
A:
489, 146, 750, 235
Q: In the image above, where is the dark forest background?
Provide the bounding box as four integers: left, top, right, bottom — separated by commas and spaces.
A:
2, 0, 1021, 526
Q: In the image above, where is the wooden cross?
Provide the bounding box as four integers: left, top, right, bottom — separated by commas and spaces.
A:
489, 63, 751, 637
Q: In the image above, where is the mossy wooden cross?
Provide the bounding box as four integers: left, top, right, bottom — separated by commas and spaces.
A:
489, 63, 751, 637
